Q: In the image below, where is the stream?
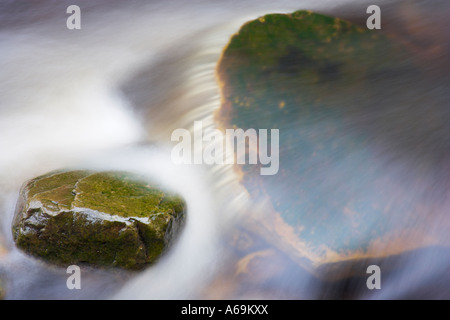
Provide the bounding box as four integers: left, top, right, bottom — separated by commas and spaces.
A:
0, 0, 449, 299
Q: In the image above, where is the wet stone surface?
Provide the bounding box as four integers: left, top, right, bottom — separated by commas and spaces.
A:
12, 170, 186, 270
215, 10, 442, 274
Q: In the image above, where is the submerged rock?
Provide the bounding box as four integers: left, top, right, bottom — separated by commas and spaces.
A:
216, 10, 440, 277
12, 170, 185, 270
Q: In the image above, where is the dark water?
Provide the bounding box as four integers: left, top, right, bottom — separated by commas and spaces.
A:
0, 0, 449, 299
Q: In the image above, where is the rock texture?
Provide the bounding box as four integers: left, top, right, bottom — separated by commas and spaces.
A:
12, 170, 185, 270
215, 10, 441, 277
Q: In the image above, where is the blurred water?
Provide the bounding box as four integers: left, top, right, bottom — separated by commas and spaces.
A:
0, 0, 448, 299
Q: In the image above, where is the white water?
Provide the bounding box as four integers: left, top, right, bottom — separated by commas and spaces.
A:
0, 0, 449, 299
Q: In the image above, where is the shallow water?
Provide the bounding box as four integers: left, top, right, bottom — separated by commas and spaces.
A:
0, 0, 449, 299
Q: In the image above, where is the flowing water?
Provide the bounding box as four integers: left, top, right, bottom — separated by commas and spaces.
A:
0, 0, 449, 299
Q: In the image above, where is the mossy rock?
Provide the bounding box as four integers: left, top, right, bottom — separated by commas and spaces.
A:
0, 277, 4, 300
12, 170, 185, 270
216, 10, 438, 277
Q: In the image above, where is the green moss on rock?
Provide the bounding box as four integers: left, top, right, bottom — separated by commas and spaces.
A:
12, 170, 186, 270
0, 277, 4, 300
